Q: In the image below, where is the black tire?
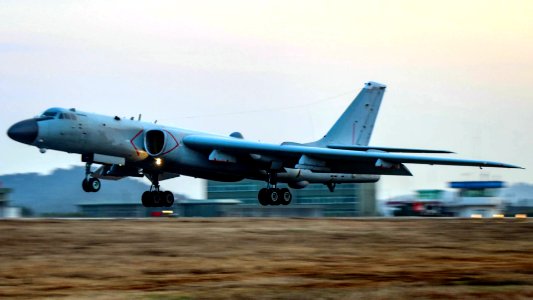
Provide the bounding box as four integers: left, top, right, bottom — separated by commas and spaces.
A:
152, 191, 161, 207
163, 191, 174, 207
82, 179, 90, 192
88, 178, 101, 192
280, 188, 292, 205
258, 188, 269, 206
269, 188, 280, 206
142, 191, 151, 207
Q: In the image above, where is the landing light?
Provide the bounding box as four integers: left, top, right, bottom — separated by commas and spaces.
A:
155, 157, 163, 167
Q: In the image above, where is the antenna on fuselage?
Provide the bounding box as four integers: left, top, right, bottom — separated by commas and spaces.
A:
138, 114, 142, 121
154, 120, 158, 124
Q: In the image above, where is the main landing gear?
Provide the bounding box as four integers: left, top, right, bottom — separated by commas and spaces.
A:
141, 190, 174, 207
142, 174, 174, 208
258, 173, 292, 206
258, 187, 292, 206
82, 162, 101, 192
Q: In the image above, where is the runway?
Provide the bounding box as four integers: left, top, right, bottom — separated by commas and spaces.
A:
0, 218, 531, 299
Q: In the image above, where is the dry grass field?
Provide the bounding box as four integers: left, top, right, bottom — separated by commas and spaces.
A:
0, 218, 531, 299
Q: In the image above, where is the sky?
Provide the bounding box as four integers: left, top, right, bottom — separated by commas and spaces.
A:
0, 0, 532, 200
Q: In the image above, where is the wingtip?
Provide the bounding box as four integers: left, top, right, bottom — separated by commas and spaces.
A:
481, 161, 524, 169
505, 164, 524, 169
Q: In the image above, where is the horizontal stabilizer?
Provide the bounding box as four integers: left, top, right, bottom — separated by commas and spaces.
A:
327, 145, 454, 154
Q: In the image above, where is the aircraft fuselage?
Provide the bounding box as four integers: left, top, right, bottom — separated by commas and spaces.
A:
8, 82, 518, 207
8, 108, 380, 189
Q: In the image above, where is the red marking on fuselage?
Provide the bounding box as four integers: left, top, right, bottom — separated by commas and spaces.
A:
130, 129, 144, 157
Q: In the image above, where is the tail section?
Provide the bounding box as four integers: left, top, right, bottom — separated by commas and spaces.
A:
310, 81, 386, 147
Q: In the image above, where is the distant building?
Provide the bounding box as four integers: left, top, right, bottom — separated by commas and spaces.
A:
78, 198, 152, 217
385, 181, 506, 218
504, 199, 533, 217
207, 180, 376, 217
224, 205, 324, 217
447, 181, 505, 218
501, 184, 533, 217
177, 199, 241, 217
78, 198, 241, 218
386, 190, 452, 217
0, 186, 21, 218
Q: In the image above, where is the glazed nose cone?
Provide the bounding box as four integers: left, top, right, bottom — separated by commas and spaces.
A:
7, 119, 38, 144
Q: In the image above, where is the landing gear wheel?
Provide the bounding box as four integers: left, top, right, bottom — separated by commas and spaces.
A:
280, 188, 292, 205
269, 188, 281, 206
88, 178, 101, 192
82, 178, 100, 192
258, 188, 269, 206
151, 191, 160, 207
82, 179, 90, 192
163, 191, 174, 207
142, 191, 152, 207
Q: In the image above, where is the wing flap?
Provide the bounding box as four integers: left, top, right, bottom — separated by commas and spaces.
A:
327, 144, 454, 154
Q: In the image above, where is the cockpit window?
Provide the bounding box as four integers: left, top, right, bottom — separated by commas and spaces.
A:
43, 111, 58, 117
40, 108, 79, 121
41, 108, 63, 118
39, 108, 78, 121
58, 113, 77, 120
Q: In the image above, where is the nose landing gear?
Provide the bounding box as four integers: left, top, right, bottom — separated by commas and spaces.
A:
82, 162, 101, 192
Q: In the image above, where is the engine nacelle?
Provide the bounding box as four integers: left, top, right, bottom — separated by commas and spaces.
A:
144, 129, 179, 157
288, 181, 309, 189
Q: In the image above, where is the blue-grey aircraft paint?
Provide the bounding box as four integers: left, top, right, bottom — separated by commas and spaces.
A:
6, 82, 521, 207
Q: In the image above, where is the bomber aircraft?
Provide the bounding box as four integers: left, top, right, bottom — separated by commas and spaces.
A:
7, 82, 521, 207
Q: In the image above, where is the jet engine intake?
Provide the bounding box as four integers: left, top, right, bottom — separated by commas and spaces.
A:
145, 130, 165, 156
144, 129, 179, 157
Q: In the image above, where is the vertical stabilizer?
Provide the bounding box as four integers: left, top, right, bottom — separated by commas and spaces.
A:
310, 81, 386, 147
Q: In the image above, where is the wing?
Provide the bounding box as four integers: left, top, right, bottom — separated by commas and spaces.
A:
327, 144, 454, 154
183, 135, 522, 175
